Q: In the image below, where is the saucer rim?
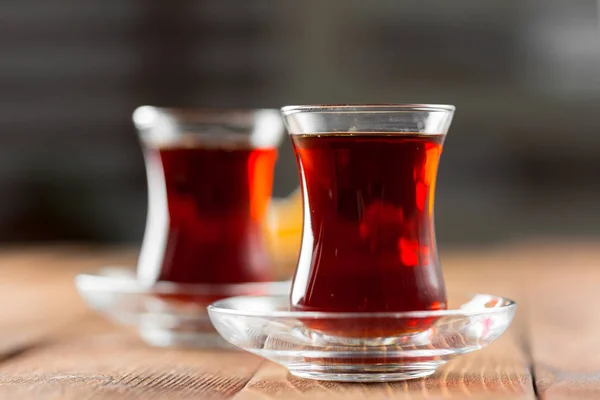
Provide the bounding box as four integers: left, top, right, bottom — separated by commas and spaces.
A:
74, 266, 291, 296
208, 293, 516, 319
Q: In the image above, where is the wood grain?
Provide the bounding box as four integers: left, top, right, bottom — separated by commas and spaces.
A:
1, 242, 600, 398
0, 246, 132, 357
0, 246, 265, 400
0, 317, 263, 400
518, 242, 600, 399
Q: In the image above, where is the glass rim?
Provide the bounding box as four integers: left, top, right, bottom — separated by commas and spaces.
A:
132, 106, 286, 148
281, 104, 455, 116
133, 105, 280, 122
134, 105, 280, 114
208, 294, 516, 319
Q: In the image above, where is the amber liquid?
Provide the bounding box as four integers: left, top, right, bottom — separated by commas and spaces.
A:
290, 133, 447, 337
140, 143, 277, 301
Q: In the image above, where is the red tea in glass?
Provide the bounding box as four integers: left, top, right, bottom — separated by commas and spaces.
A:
147, 145, 276, 283
133, 107, 284, 302
282, 105, 455, 338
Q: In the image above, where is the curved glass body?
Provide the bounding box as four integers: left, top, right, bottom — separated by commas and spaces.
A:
281, 105, 455, 335
133, 107, 284, 289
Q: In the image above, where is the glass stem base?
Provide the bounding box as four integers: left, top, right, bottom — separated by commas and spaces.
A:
289, 366, 439, 382
296, 326, 434, 347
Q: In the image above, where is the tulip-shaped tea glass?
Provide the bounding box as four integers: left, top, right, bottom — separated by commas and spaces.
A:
134, 107, 285, 291
208, 104, 516, 380
287, 105, 453, 332
75, 107, 291, 348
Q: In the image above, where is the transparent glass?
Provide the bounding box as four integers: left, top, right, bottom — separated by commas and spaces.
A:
208, 293, 516, 382
207, 105, 515, 380
126, 107, 286, 347
75, 267, 290, 348
281, 105, 455, 323
133, 107, 285, 290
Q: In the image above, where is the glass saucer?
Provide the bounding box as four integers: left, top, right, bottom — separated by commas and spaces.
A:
208, 293, 516, 382
75, 267, 291, 349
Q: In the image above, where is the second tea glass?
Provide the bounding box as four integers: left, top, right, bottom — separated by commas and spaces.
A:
126, 107, 287, 346
134, 107, 285, 292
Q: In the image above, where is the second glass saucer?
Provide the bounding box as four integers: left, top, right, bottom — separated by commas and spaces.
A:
208, 293, 516, 382
75, 267, 291, 349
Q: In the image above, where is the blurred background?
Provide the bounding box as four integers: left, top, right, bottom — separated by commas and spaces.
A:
1, 0, 599, 248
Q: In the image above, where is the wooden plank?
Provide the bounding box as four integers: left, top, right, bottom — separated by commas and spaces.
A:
11, 242, 600, 398
0, 246, 268, 399
0, 246, 134, 357
0, 244, 537, 399
0, 316, 264, 400
447, 240, 600, 399
519, 242, 600, 399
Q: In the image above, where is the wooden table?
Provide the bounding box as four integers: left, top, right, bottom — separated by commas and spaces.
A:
0, 241, 597, 399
